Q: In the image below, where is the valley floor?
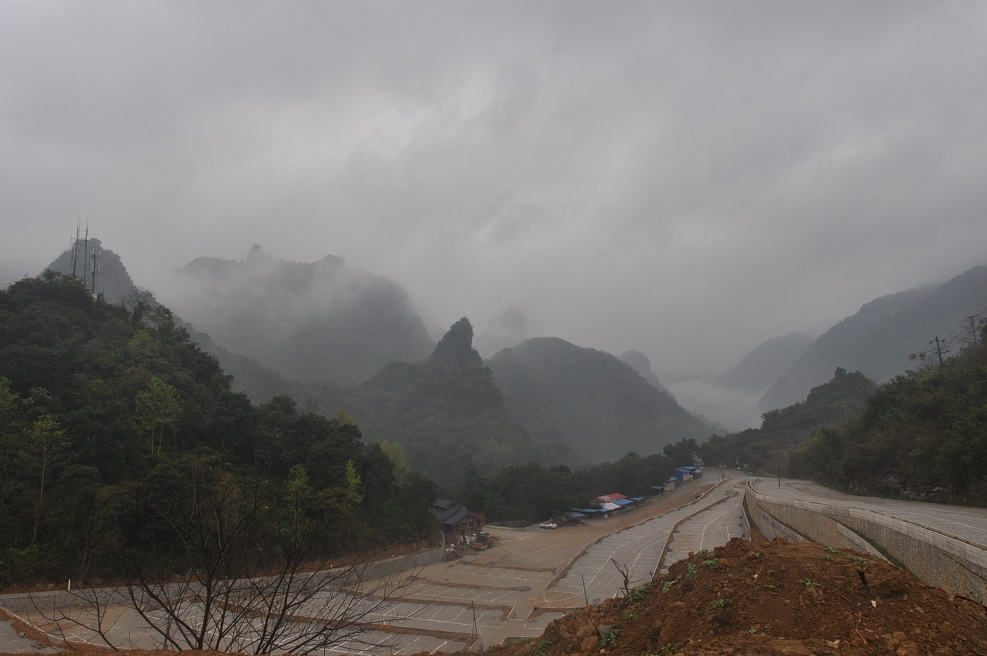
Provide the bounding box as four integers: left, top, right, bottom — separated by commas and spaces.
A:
1, 474, 744, 654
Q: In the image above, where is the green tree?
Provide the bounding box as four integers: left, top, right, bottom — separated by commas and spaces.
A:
136, 376, 181, 456
378, 440, 411, 483
663, 438, 699, 466
0, 378, 23, 524
23, 410, 68, 545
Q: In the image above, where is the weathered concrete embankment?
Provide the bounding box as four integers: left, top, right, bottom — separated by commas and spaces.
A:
744, 484, 987, 604
0, 547, 444, 615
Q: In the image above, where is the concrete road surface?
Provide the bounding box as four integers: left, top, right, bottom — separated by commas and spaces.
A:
2, 473, 755, 654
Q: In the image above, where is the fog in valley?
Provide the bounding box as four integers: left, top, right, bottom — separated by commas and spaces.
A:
4, 2, 987, 430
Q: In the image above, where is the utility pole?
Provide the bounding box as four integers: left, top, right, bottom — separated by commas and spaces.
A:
89, 241, 100, 296
930, 336, 946, 367
70, 221, 80, 278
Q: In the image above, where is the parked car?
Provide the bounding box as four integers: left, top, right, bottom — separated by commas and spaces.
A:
539, 521, 559, 529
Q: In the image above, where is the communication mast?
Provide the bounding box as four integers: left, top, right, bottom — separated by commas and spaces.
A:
70, 220, 100, 297
70, 221, 83, 278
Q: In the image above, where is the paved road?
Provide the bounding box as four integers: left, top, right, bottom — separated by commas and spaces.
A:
750, 478, 987, 548
660, 486, 747, 572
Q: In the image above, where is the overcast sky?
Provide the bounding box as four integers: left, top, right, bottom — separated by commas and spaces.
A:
2, 1, 986, 376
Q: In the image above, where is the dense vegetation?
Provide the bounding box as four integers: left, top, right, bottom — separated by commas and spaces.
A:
48, 242, 702, 487
0, 273, 437, 588
487, 337, 712, 466
760, 264, 987, 411
699, 368, 876, 474
700, 320, 987, 506
255, 325, 712, 486
792, 326, 987, 504
309, 318, 540, 484
457, 444, 696, 524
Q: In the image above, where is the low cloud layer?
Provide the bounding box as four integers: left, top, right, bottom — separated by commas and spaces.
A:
3, 1, 986, 376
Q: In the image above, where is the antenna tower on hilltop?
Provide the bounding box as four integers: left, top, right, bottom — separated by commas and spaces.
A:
70, 220, 100, 297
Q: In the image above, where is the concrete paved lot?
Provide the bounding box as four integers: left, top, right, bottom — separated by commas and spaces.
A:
3, 474, 754, 654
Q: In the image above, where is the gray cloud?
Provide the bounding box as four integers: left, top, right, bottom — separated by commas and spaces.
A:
3, 1, 987, 378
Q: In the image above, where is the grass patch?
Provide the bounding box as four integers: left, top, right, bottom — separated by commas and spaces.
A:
845, 528, 907, 571
600, 627, 620, 648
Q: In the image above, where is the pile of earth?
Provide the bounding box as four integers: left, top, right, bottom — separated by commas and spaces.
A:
481, 537, 987, 656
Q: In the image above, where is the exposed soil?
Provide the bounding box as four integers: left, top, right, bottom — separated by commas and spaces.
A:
478, 537, 987, 656
13, 535, 987, 655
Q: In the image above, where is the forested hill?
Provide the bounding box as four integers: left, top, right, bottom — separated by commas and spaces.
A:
0, 273, 437, 587
487, 337, 713, 465
301, 318, 540, 484
700, 324, 987, 506
47, 239, 137, 305
792, 326, 987, 505
699, 368, 877, 473
759, 265, 987, 411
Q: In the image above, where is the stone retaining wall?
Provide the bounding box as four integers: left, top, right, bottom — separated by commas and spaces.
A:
0, 547, 444, 615
745, 485, 987, 604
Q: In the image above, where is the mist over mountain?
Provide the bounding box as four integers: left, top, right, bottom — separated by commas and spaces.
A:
35, 239, 987, 474
474, 303, 528, 358
487, 337, 713, 465
718, 332, 814, 392
659, 335, 809, 434
700, 367, 878, 474
759, 265, 987, 411
47, 239, 137, 305
620, 350, 673, 396
302, 317, 538, 483
164, 245, 435, 384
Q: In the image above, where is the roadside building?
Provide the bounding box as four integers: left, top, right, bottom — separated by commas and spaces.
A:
680, 465, 702, 479
433, 498, 484, 545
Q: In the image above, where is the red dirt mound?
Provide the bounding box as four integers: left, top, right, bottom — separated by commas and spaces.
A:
482, 537, 987, 656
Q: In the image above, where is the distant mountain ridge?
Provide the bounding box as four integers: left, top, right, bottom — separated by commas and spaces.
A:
39, 240, 987, 481
487, 337, 712, 465
620, 350, 674, 396
305, 318, 538, 483
169, 245, 435, 385
759, 265, 987, 411
718, 333, 813, 392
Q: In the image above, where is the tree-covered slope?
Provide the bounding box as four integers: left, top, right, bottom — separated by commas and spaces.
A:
792, 326, 987, 504
699, 368, 877, 474
0, 273, 436, 587
487, 337, 712, 466
299, 318, 540, 484
760, 265, 987, 411
47, 238, 137, 305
